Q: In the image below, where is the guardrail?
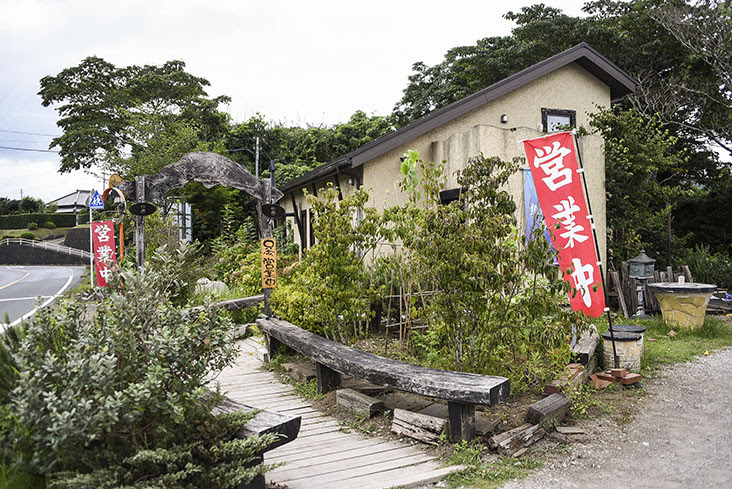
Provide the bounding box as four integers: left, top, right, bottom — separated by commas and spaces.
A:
0, 237, 92, 260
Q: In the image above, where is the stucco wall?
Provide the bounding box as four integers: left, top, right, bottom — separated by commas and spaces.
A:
283, 62, 610, 263
361, 62, 609, 263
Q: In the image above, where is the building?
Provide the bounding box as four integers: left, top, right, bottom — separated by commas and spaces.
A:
280, 43, 638, 262
48, 189, 91, 214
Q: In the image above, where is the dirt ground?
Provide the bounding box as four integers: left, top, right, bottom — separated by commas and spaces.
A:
500, 347, 732, 489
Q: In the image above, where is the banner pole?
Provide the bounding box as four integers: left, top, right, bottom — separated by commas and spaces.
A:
89, 204, 94, 288
572, 131, 619, 368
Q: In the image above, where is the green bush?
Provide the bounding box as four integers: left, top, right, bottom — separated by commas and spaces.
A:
3, 245, 270, 487
679, 244, 732, 289
42, 221, 56, 229
26, 222, 38, 231
0, 213, 76, 229
19, 232, 35, 240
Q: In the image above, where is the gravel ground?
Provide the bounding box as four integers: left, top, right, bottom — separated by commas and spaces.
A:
501, 348, 732, 489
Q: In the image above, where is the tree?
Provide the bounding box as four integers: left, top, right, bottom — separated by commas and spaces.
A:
39, 57, 230, 173
650, 0, 732, 153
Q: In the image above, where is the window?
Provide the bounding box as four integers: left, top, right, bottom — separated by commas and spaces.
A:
439, 187, 467, 205
542, 108, 576, 132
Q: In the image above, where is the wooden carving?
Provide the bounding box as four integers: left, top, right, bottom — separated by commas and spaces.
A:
120, 152, 283, 204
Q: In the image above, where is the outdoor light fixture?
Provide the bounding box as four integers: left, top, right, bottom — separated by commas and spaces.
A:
261, 203, 285, 220
629, 250, 656, 319
501, 114, 508, 123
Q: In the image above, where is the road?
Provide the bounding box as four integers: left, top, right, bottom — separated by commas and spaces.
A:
0, 265, 86, 332
503, 346, 732, 489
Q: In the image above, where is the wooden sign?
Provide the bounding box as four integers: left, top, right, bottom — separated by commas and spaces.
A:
261, 238, 277, 288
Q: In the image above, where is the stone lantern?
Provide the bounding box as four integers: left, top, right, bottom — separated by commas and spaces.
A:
629, 250, 656, 319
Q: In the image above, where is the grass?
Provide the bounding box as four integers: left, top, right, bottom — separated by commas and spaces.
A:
446, 453, 544, 489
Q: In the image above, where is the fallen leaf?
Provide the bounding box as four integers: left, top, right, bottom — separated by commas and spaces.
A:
668, 330, 677, 338
648, 338, 657, 342
203, 338, 211, 346
704, 350, 710, 356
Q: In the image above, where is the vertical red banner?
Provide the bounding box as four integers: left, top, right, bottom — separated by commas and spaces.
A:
91, 220, 117, 287
523, 132, 606, 317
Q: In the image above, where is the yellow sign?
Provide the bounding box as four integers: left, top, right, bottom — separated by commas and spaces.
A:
261, 238, 277, 288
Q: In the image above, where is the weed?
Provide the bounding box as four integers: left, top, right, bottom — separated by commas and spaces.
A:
447, 440, 483, 466
568, 383, 614, 418
288, 378, 323, 401
447, 456, 544, 489
266, 353, 288, 372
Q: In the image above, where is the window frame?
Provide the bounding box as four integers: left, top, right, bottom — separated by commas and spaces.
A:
541, 108, 576, 133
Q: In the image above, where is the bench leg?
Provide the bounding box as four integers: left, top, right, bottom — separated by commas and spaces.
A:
267, 334, 282, 361
315, 362, 341, 394
448, 401, 475, 442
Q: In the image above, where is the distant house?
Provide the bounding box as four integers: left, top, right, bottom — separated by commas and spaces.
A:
280, 43, 637, 264
48, 189, 91, 214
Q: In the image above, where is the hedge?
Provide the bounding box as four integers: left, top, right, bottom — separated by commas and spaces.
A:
0, 213, 78, 229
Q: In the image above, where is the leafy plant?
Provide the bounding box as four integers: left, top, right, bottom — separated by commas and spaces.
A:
384, 152, 577, 390
2, 245, 267, 488
271, 184, 381, 343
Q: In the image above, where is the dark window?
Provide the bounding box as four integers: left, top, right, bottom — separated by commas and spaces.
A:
300, 209, 308, 248
439, 187, 468, 205
308, 209, 315, 248
542, 108, 576, 132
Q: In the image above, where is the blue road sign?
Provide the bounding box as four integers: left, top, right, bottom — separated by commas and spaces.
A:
89, 190, 104, 209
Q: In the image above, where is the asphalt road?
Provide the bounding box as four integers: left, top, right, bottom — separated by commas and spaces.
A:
0, 265, 86, 331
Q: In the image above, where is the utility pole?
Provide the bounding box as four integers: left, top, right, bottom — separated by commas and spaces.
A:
255, 136, 260, 178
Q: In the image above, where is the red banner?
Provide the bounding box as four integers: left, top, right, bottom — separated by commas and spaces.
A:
91, 220, 117, 287
523, 132, 606, 317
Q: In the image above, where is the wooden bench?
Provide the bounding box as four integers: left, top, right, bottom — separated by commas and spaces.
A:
256, 316, 509, 441
213, 395, 301, 489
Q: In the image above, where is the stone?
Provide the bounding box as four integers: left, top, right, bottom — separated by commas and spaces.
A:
556, 426, 585, 435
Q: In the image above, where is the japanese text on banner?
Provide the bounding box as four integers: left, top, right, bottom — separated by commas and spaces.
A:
91, 220, 117, 287
261, 238, 277, 289
523, 132, 605, 317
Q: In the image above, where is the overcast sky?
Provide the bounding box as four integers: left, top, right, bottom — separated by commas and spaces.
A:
0, 0, 589, 202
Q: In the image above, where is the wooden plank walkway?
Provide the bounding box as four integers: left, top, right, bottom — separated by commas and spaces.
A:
217, 336, 462, 489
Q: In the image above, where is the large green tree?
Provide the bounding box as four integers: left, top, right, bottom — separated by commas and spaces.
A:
391, 0, 731, 262
39, 57, 230, 174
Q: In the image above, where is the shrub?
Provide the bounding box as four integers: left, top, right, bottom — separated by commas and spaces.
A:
3, 245, 269, 487
43, 221, 56, 229
0, 213, 76, 229
26, 222, 38, 231
679, 244, 732, 289
384, 151, 577, 390
271, 184, 381, 343
19, 232, 35, 240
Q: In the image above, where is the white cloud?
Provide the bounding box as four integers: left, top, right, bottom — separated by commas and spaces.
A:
0, 0, 589, 197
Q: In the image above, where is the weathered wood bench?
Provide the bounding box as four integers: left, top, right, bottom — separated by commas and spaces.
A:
213, 395, 301, 489
256, 316, 510, 441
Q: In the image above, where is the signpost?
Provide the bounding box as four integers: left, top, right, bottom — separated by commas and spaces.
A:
88, 190, 105, 287
261, 238, 277, 289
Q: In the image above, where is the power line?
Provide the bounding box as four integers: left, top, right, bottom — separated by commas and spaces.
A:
0, 146, 59, 153
0, 128, 59, 137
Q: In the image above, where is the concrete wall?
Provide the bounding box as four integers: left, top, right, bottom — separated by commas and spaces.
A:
0, 244, 88, 265
283, 62, 610, 263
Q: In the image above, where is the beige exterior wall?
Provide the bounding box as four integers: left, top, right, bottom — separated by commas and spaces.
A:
283, 62, 611, 263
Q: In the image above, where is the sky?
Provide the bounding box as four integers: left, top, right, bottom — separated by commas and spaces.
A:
0, 0, 589, 202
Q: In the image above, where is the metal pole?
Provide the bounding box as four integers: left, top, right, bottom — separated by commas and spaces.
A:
573, 132, 619, 368
135, 177, 146, 269
255, 136, 260, 178
89, 200, 94, 288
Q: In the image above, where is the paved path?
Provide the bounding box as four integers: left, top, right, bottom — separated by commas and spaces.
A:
504, 348, 732, 489
0, 265, 85, 331
217, 337, 461, 489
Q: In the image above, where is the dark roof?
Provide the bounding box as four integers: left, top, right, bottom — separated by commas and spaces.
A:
281, 43, 637, 194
